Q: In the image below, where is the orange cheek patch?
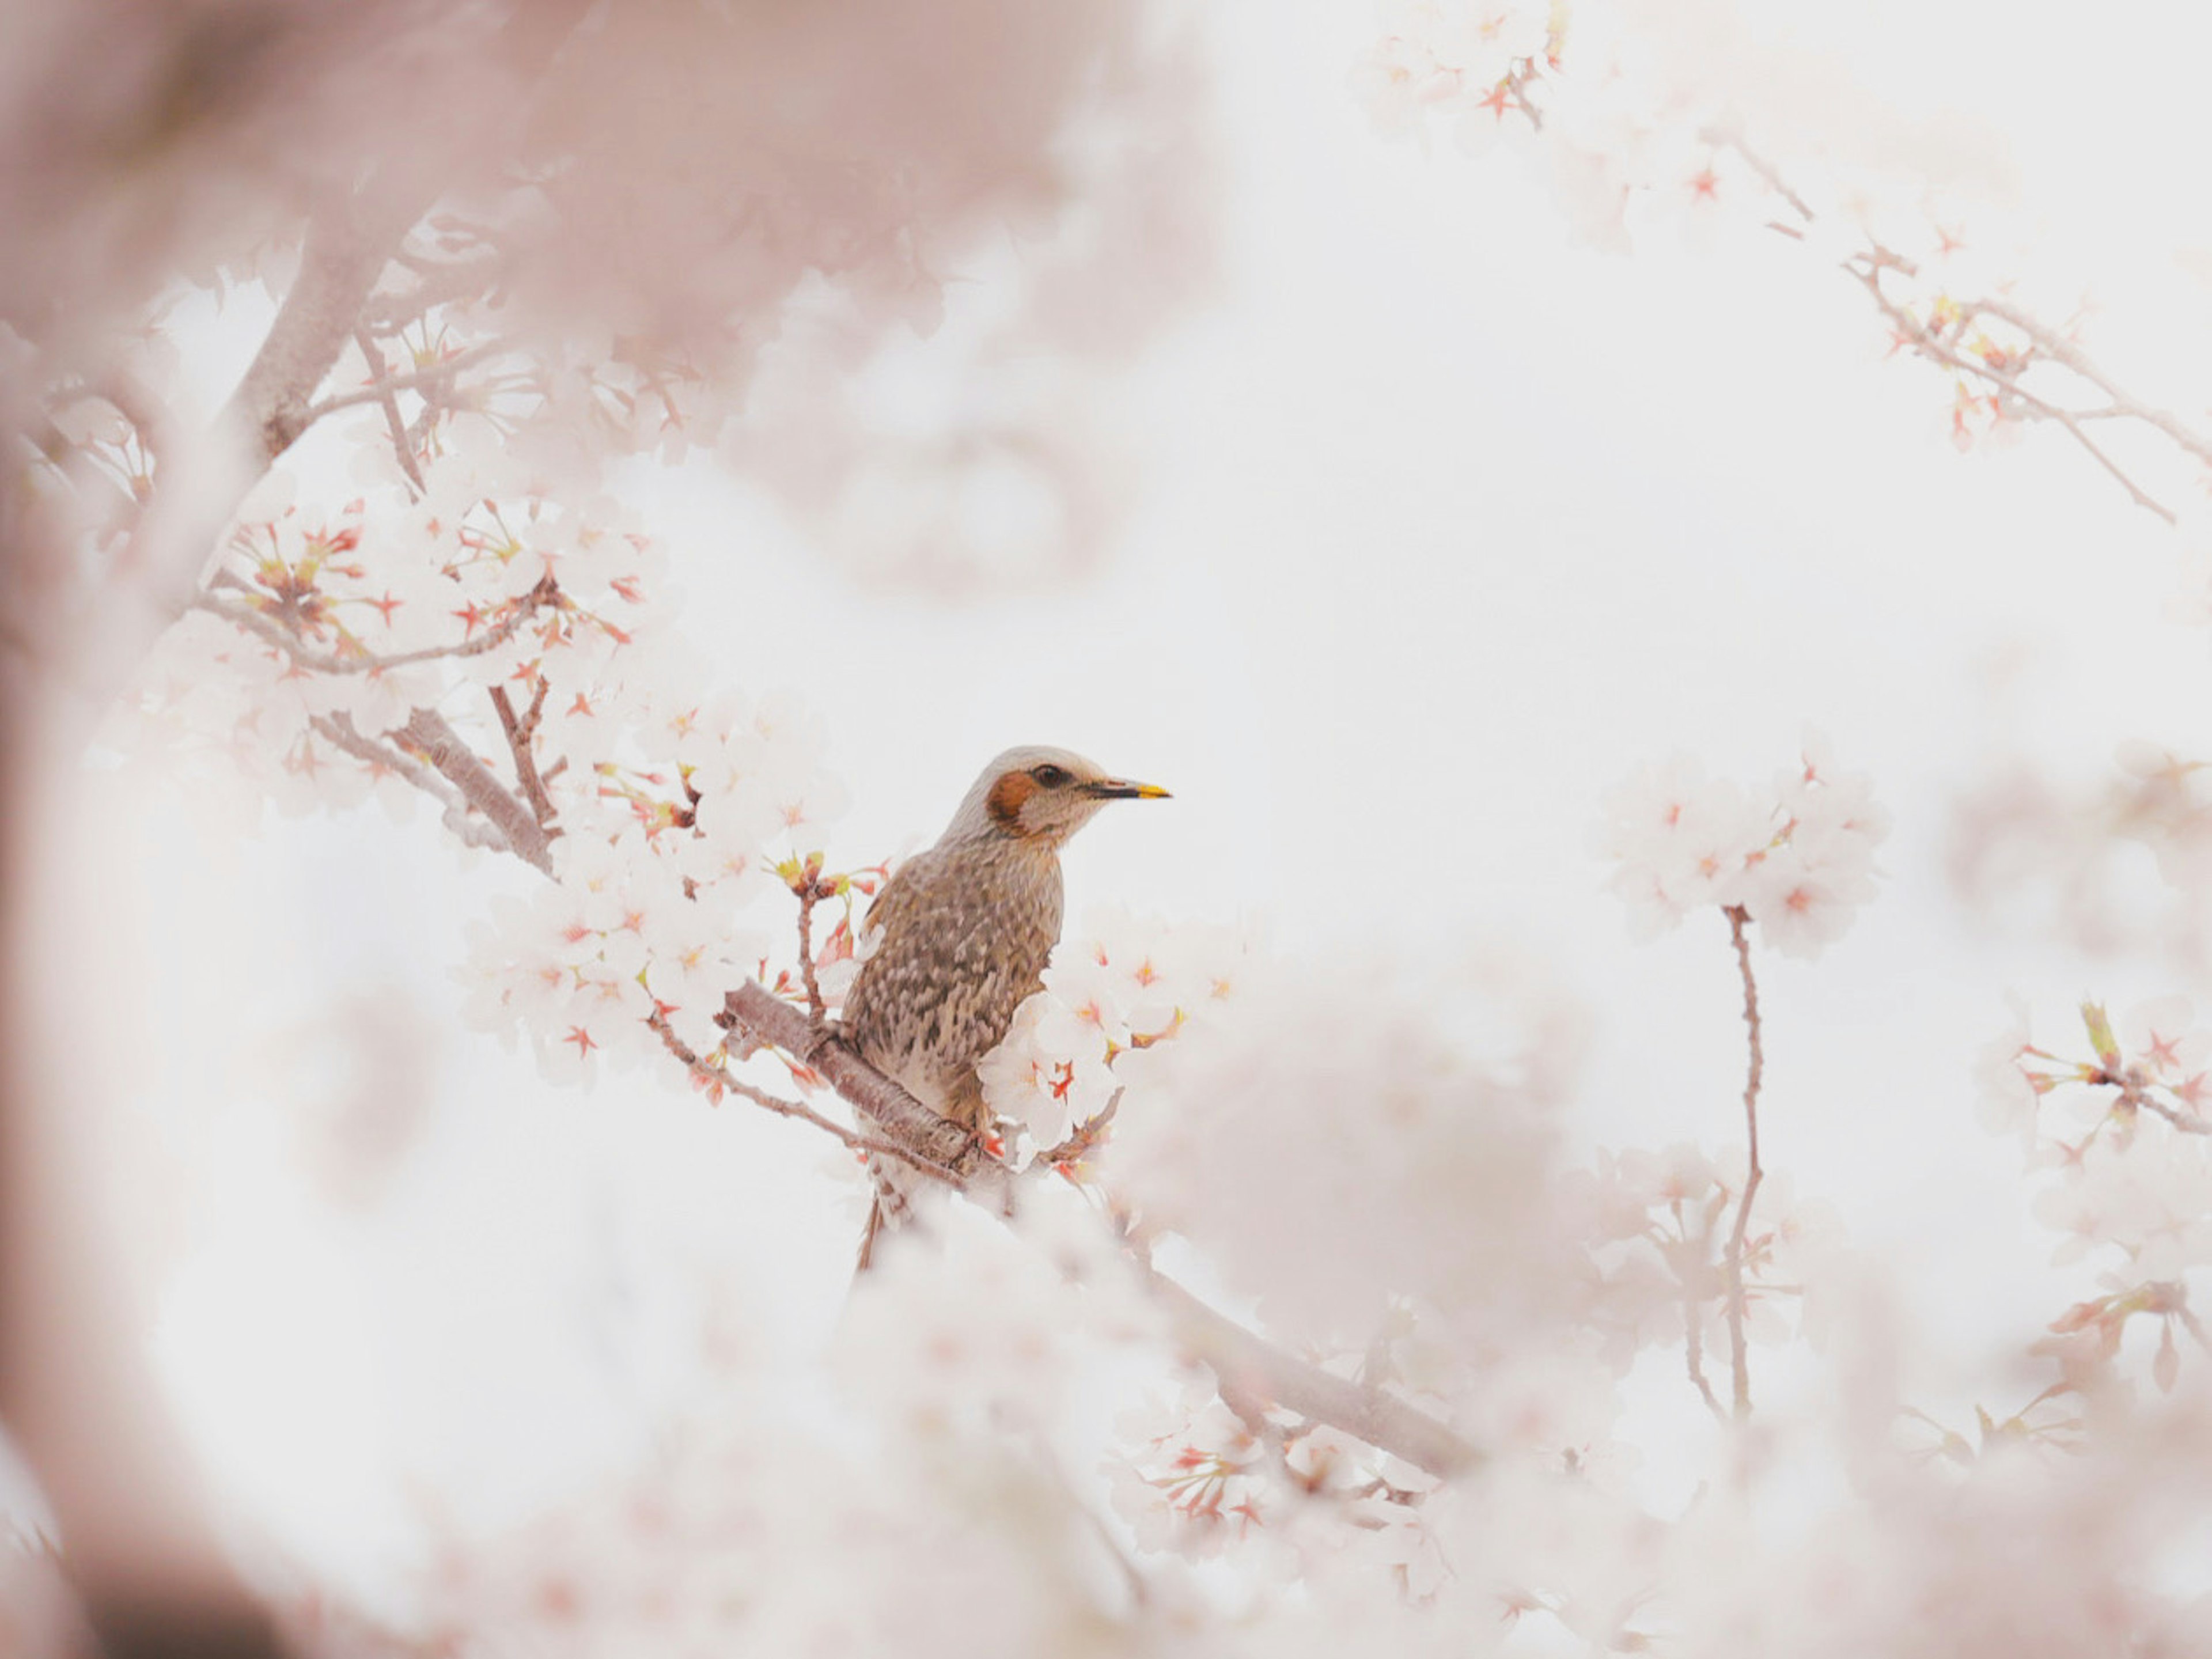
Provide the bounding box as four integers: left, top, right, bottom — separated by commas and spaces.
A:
986, 771, 1037, 830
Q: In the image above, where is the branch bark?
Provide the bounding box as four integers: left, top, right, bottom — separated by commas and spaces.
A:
399, 709, 554, 873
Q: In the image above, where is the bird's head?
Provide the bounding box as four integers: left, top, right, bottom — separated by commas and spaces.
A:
941, 745, 1170, 851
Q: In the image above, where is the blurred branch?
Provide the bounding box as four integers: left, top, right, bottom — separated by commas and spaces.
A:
1847, 251, 2178, 525
98, 368, 184, 482
1706, 133, 2203, 524
362, 254, 508, 333
1683, 1284, 1726, 1423
720, 979, 1484, 1480
1721, 904, 1765, 1419
1142, 1268, 1481, 1479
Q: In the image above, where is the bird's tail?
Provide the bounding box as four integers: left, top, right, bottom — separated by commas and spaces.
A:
853, 1189, 885, 1277
853, 1157, 916, 1278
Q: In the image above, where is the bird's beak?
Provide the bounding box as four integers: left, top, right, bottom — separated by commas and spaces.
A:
1086, 778, 1171, 801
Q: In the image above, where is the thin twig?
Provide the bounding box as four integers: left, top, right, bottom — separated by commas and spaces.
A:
1847, 256, 2177, 525
194, 577, 555, 676
1709, 134, 2200, 523
2112, 1072, 2212, 1136
1706, 130, 1813, 225
1971, 295, 2212, 471
488, 681, 557, 830
792, 873, 827, 1024
1682, 1287, 1726, 1423
360, 255, 509, 332
97, 365, 184, 481
1040, 1090, 1123, 1166
302, 339, 514, 422
353, 329, 428, 496
1722, 905, 1765, 1419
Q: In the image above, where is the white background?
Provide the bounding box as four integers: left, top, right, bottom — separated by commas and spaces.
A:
49, 0, 2212, 1609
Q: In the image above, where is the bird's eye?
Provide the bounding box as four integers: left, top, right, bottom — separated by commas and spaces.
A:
1030, 764, 1073, 788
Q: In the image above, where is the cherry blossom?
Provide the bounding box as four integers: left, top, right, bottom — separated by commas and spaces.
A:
1601, 740, 1889, 958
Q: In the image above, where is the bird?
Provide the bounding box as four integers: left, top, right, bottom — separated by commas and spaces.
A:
839, 744, 1169, 1270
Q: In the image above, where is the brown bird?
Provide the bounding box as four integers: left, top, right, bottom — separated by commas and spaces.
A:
841, 745, 1169, 1268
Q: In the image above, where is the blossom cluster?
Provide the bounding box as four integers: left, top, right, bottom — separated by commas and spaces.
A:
978, 906, 1248, 1154
1349, 0, 2018, 260
109, 444, 655, 805
1981, 998, 2212, 1396
1599, 740, 1890, 957
1347, 0, 2161, 494
1565, 1142, 1844, 1374
1349, 1, 1555, 154
1103, 949, 1581, 1353
454, 680, 849, 1083
1949, 743, 2212, 970
100, 423, 859, 1091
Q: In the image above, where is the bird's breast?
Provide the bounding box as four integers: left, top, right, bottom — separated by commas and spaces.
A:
843, 843, 1065, 1100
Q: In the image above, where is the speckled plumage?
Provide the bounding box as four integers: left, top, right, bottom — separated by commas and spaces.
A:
841, 745, 1167, 1266
843, 830, 1064, 1135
